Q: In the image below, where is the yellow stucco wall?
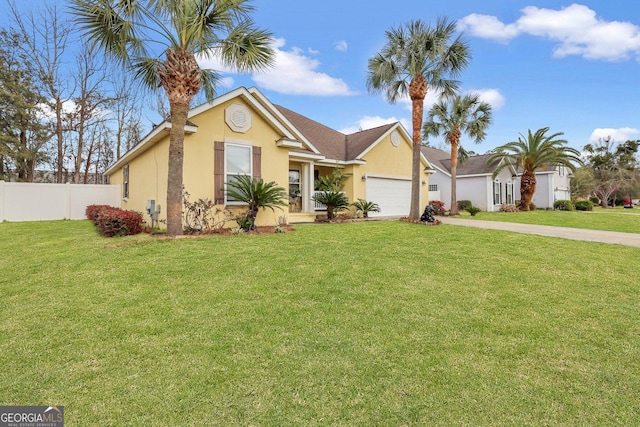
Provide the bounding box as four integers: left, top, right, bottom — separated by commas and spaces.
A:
115, 138, 170, 220
355, 131, 429, 209
111, 97, 291, 228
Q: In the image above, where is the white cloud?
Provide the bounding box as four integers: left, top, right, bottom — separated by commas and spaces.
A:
467, 88, 506, 110
197, 38, 356, 96
457, 14, 518, 43
218, 76, 235, 88
37, 99, 77, 121
458, 4, 640, 61
334, 40, 348, 52
340, 116, 409, 134
589, 127, 640, 143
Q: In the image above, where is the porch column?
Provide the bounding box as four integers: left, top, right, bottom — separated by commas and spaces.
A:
303, 162, 314, 212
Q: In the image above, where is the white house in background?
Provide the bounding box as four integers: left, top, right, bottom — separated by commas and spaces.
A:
422, 146, 517, 212
422, 146, 573, 211
528, 164, 572, 208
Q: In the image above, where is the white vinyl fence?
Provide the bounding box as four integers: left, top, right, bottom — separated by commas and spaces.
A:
0, 181, 121, 222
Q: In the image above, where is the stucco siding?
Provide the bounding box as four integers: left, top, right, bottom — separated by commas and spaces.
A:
360, 132, 429, 211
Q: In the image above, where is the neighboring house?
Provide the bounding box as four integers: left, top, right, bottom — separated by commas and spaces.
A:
422, 146, 573, 211
422, 146, 517, 212
106, 86, 432, 227
529, 164, 573, 209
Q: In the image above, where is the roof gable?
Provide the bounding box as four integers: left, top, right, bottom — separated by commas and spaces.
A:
275, 105, 347, 160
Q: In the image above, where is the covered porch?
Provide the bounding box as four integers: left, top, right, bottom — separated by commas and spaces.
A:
287, 155, 340, 215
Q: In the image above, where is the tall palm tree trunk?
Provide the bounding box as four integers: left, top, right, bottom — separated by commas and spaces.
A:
160, 47, 201, 237
449, 140, 459, 215
409, 76, 427, 220
166, 102, 187, 236
520, 169, 536, 211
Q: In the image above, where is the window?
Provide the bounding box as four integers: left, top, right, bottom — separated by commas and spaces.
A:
225, 143, 252, 203
428, 184, 438, 191
123, 164, 129, 199
506, 181, 514, 204
493, 179, 502, 205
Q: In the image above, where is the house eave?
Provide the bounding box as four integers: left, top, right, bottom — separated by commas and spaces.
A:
277, 138, 303, 149
105, 121, 199, 176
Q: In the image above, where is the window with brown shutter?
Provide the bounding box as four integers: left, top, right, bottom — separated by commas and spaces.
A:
214, 142, 260, 205
214, 142, 225, 204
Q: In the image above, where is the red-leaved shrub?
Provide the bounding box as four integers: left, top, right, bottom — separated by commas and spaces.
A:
85, 204, 111, 223
88, 205, 144, 237
429, 200, 446, 216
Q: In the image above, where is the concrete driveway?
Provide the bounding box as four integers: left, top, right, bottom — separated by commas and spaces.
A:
439, 217, 640, 248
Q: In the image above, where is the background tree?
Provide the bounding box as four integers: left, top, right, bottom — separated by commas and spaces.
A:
0, 29, 51, 182
71, 0, 274, 236
581, 138, 639, 207
111, 67, 144, 159
423, 93, 492, 215
9, 1, 72, 183
367, 17, 470, 220
65, 42, 114, 184
488, 127, 583, 211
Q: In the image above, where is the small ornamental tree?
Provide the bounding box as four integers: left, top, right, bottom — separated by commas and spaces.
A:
313, 167, 351, 220
351, 199, 381, 218
225, 175, 287, 232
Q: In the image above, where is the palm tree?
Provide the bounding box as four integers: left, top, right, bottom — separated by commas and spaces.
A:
312, 191, 350, 220
487, 127, 583, 211
351, 199, 381, 218
423, 94, 492, 215
367, 17, 470, 220
70, 0, 274, 236
226, 175, 287, 231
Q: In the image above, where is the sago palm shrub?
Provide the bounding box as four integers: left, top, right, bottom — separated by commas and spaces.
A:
226, 175, 287, 231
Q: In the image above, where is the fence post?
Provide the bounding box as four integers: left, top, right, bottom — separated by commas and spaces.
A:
65, 182, 71, 220
0, 180, 4, 222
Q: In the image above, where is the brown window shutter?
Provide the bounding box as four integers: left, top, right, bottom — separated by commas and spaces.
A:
252, 146, 262, 180
214, 141, 225, 204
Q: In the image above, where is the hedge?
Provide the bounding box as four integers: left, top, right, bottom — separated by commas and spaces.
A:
86, 204, 144, 237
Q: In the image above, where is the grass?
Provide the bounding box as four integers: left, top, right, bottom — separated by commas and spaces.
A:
1, 220, 639, 426
461, 207, 640, 233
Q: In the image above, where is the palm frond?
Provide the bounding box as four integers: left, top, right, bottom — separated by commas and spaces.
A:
215, 20, 274, 73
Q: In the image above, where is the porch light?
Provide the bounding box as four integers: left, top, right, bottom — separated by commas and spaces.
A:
361, 175, 367, 181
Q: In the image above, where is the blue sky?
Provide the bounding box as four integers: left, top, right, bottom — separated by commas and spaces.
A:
3, 1, 640, 153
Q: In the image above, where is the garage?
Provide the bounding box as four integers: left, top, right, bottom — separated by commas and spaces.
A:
365, 177, 412, 217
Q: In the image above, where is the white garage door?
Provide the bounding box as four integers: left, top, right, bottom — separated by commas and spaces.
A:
366, 177, 411, 217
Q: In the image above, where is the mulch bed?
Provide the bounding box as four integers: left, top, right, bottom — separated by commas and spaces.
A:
400, 217, 442, 225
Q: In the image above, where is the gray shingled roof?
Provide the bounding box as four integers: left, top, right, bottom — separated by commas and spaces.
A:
421, 146, 503, 176
275, 105, 397, 161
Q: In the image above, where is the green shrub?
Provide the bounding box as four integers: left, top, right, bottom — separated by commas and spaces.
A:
554, 200, 574, 211
457, 200, 472, 211
589, 196, 600, 205
574, 200, 593, 211
466, 206, 481, 216
351, 199, 381, 218
234, 212, 253, 232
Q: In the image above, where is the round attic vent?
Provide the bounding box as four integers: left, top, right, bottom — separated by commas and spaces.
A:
390, 130, 400, 147
225, 103, 252, 133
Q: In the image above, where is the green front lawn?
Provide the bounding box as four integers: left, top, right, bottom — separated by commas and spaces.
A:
462, 207, 640, 233
1, 220, 639, 426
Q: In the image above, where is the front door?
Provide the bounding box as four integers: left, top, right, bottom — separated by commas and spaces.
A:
289, 170, 301, 212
